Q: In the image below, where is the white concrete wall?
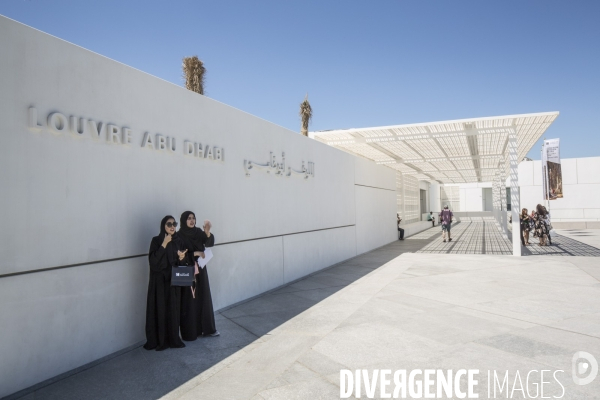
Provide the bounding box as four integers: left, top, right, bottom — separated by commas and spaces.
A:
0, 16, 396, 397
429, 182, 441, 213
282, 227, 357, 284
453, 182, 492, 212
354, 157, 397, 254
464, 187, 483, 211
519, 158, 600, 227
0, 259, 148, 397
418, 180, 430, 218
355, 185, 396, 254
442, 158, 600, 228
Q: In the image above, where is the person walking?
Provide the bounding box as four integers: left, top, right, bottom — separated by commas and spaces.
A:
397, 214, 404, 240
439, 205, 453, 242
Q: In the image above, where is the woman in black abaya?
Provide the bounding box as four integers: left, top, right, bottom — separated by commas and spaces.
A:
143, 215, 187, 351
178, 211, 218, 340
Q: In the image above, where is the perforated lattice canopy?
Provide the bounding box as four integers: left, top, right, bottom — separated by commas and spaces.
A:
310, 112, 559, 183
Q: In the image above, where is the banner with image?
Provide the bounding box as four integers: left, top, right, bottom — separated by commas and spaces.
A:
542, 138, 563, 200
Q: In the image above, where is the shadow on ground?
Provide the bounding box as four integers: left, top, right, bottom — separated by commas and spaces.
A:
522, 234, 600, 256
416, 222, 600, 257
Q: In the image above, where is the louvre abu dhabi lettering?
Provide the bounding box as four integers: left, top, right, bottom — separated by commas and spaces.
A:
26, 105, 318, 176
27, 106, 225, 160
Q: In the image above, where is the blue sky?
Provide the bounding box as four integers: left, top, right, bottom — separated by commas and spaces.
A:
2, 0, 599, 159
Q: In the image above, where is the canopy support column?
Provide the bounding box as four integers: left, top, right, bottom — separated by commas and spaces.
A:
508, 133, 521, 256
402, 174, 406, 222
492, 170, 501, 231
500, 158, 508, 238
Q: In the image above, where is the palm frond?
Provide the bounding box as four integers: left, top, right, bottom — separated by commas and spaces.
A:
299, 94, 312, 136
182, 56, 206, 95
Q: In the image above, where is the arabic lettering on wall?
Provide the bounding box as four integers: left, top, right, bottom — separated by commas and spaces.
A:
244, 152, 314, 179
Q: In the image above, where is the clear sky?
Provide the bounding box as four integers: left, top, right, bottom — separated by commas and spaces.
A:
1, 0, 599, 159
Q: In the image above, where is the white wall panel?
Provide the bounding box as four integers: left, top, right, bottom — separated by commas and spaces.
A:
583, 209, 600, 219
355, 186, 397, 255
429, 183, 441, 212
533, 160, 543, 186
208, 238, 284, 311
464, 188, 483, 212
558, 184, 600, 209
561, 158, 578, 185
0, 258, 147, 398
577, 157, 600, 184
550, 209, 585, 219
518, 161, 534, 186
354, 157, 395, 190
282, 226, 356, 283
520, 186, 543, 211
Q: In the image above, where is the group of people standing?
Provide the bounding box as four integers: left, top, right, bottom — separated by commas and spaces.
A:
519, 204, 553, 246
143, 211, 218, 351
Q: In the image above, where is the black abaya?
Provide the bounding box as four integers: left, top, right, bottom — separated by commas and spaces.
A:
178, 213, 216, 340
194, 238, 217, 336
143, 228, 187, 350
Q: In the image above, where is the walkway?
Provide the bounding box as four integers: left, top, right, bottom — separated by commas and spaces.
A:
413, 219, 513, 255
10, 229, 600, 400
414, 220, 600, 257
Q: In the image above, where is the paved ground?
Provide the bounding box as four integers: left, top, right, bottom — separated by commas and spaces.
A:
415, 220, 600, 257
554, 229, 600, 252
414, 220, 513, 255
12, 227, 600, 400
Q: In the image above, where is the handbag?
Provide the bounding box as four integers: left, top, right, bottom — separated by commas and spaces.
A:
171, 265, 195, 286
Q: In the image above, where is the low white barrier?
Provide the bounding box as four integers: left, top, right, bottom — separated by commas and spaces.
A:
400, 221, 436, 238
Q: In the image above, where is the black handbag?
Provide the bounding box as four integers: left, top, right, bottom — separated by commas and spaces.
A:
171, 265, 195, 286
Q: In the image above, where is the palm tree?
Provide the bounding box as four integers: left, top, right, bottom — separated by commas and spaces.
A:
299, 94, 312, 137
182, 56, 206, 95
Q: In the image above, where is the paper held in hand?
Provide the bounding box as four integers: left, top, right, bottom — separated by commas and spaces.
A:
198, 248, 213, 269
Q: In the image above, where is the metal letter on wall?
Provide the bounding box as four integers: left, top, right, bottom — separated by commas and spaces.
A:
244, 152, 314, 179
26, 106, 226, 162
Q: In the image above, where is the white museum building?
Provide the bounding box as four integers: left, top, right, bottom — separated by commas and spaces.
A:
1, 13, 599, 399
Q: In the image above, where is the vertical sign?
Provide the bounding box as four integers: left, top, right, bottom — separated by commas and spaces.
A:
542, 138, 563, 200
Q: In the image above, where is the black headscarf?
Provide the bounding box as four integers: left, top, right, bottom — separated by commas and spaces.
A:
157, 215, 183, 266
179, 211, 203, 251
158, 215, 176, 242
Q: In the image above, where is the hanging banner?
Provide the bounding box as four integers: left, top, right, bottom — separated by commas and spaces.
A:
542, 138, 563, 200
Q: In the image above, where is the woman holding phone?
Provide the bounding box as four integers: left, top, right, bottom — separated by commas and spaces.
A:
178, 211, 218, 340
143, 215, 187, 351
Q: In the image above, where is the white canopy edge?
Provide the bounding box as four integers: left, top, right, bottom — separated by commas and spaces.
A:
310, 111, 559, 184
